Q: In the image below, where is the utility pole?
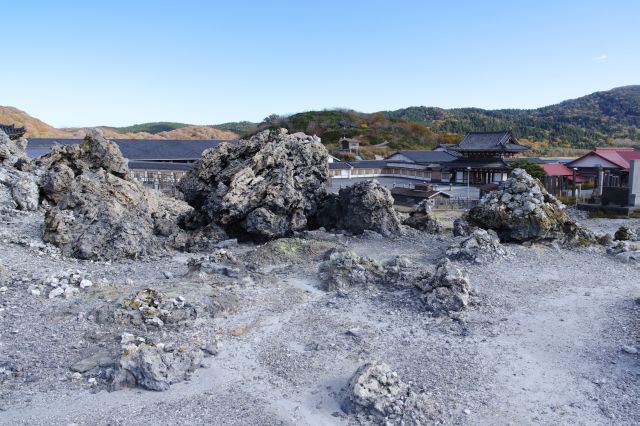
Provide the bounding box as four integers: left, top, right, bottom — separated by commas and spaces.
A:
466, 166, 471, 202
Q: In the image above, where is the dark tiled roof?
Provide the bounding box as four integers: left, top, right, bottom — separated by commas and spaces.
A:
128, 161, 193, 171
0, 124, 26, 140
388, 150, 457, 163
349, 160, 388, 168
27, 138, 236, 161
390, 187, 451, 199
454, 131, 529, 153
329, 162, 353, 170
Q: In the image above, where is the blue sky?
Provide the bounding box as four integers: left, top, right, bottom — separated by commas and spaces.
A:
1, 0, 638, 127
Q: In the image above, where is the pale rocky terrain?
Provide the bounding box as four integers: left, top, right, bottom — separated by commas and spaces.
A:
0, 208, 639, 425
0, 128, 639, 425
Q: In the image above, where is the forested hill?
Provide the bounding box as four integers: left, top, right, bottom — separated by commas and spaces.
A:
383, 86, 640, 150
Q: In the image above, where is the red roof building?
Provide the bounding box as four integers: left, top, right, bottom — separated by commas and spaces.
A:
566, 147, 640, 172
540, 163, 588, 183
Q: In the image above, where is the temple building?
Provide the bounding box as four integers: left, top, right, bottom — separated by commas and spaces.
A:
446, 131, 529, 184
0, 124, 27, 140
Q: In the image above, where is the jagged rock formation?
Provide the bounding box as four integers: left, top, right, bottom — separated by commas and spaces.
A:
38, 129, 187, 259
614, 225, 638, 241
315, 180, 402, 236
467, 169, 592, 243
452, 217, 473, 237
109, 333, 203, 391
403, 200, 442, 233
349, 362, 434, 424
179, 129, 329, 240
446, 228, 509, 263
416, 258, 471, 314
0, 130, 38, 211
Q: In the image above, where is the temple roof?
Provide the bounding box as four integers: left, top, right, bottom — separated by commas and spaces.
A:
453, 131, 529, 153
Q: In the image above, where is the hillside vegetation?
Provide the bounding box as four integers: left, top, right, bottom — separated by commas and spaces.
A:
384, 86, 640, 152
254, 110, 461, 159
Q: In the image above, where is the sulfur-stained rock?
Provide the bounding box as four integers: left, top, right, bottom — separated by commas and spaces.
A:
179, 129, 329, 240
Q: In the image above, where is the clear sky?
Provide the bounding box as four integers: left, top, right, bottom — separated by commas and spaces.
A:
1, 0, 638, 127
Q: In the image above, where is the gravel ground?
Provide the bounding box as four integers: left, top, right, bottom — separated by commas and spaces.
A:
0, 208, 638, 425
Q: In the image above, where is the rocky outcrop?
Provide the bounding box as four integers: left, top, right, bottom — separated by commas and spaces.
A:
0, 130, 38, 211
38, 129, 187, 259
416, 259, 471, 314
349, 362, 434, 424
446, 229, 510, 263
318, 250, 385, 292
403, 200, 442, 234
117, 288, 197, 328
614, 225, 638, 241
467, 169, 592, 243
179, 129, 329, 240
315, 180, 402, 236
109, 333, 203, 391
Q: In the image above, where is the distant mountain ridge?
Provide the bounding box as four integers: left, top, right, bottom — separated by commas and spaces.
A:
0, 108, 240, 140
383, 85, 640, 149
2, 86, 638, 151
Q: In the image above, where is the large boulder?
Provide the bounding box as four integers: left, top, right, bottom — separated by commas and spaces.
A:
0, 130, 38, 211
315, 180, 402, 236
318, 250, 385, 292
467, 168, 591, 243
38, 129, 186, 259
403, 200, 442, 233
178, 129, 329, 240
416, 258, 471, 314
109, 333, 203, 391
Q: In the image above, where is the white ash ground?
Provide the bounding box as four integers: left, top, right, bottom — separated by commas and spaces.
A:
0, 208, 639, 425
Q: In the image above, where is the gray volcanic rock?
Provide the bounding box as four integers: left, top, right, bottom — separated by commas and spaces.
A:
467, 168, 592, 243
614, 225, 638, 241
178, 129, 329, 240
447, 228, 509, 263
38, 129, 186, 259
109, 333, 203, 392
0, 130, 38, 211
452, 217, 473, 237
315, 180, 402, 236
417, 258, 471, 314
403, 200, 442, 233
349, 361, 435, 424
318, 250, 385, 292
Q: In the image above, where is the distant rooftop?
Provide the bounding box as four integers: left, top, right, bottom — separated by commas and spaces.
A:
27, 138, 237, 161
387, 150, 458, 163
454, 131, 529, 153
0, 123, 26, 140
